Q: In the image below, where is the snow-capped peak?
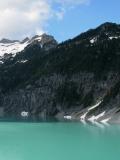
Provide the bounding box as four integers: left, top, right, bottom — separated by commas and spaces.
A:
0, 41, 29, 57
0, 34, 57, 59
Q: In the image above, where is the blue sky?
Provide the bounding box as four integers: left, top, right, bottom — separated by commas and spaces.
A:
48, 0, 120, 42
0, 0, 119, 42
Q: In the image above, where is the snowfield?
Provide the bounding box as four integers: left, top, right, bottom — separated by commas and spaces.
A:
0, 41, 29, 57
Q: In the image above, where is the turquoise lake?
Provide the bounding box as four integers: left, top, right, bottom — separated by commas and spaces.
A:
0, 121, 120, 160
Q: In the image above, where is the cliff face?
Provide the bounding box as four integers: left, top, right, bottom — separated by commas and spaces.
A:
1, 72, 120, 122
0, 22, 120, 123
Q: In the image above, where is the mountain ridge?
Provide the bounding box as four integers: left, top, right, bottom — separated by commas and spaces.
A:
0, 22, 120, 123
0, 33, 58, 60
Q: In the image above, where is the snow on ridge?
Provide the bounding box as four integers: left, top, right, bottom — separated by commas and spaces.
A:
20, 60, 28, 63
90, 35, 120, 44
16, 60, 28, 64
109, 36, 120, 40
0, 41, 29, 57
0, 35, 44, 58
34, 36, 42, 42
90, 37, 97, 44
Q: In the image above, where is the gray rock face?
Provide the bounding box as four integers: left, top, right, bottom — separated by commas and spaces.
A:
21, 37, 30, 44
0, 107, 4, 117
29, 34, 58, 50
40, 34, 58, 50
0, 72, 120, 122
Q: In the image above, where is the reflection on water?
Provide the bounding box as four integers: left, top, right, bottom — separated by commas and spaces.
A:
0, 118, 120, 160
0, 115, 59, 123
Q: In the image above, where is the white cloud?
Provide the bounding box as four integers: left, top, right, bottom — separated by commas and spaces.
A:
52, 0, 90, 20
0, 0, 51, 39
0, 0, 89, 40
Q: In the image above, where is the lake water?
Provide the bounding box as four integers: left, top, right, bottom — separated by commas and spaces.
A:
0, 121, 120, 160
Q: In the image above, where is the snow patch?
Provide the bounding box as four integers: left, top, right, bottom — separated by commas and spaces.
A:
64, 115, 72, 120
0, 60, 3, 64
90, 37, 97, 44
15, 60, 28, 64
80, 112, 88, 120
19, 60, 28, 63
0, 41, 29, 57
88, 100, 102, 111
109, 36, 120, 40
80, 100, 103, 121
21, 111, 29, 117
101, 117, 111, 123
88, 111, 105, 122
34, 36, 42, 42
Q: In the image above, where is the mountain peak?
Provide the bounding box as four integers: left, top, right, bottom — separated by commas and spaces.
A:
30, 34, 57, 42
0, 33, 58, 58
21, 37, 30, 44
29, 34, 58, 50
73, 22, 120, 44
98, 22, 120, 32
99, 22, 119, 27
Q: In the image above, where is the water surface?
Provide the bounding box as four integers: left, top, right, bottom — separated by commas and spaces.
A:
0, 121, 120, 160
